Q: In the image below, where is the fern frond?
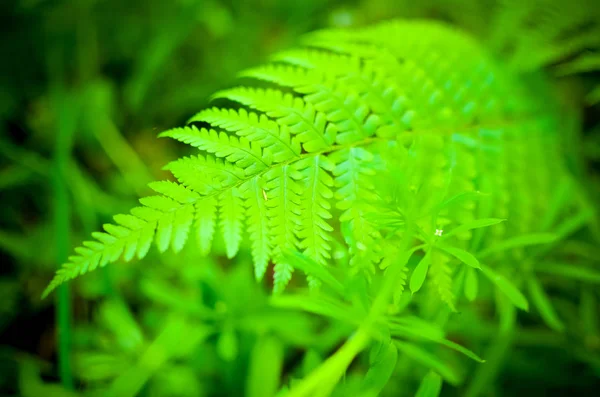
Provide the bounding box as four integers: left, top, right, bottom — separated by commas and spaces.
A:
44, 19, 579, 299
218, 187, 245, 259
295, 155, 334, 267
262, 164, 302, 291
42, 190, 194, 298
241, 176, 271, 279
430, 249, 457, 311
331, 147, 382, 270
194, 196, 217, 256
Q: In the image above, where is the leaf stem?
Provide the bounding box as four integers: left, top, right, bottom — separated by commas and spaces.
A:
286, 224, 415, 397
52, 89, 77, 390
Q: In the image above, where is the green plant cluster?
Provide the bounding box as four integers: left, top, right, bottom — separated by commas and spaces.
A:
1, 0, 600, 397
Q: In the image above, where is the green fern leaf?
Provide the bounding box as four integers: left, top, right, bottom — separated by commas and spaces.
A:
332, 147, 381, 269
194, 196, 217, 256
295, 155, 334, 266
241, 176, 271, 280
219, 187, 245, 259
43, 19, 581, 299
429, 250, 457, 311
265, 164, 303, 283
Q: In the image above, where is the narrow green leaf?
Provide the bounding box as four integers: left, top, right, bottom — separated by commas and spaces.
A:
442, 218, 505, 239
108, 316, 202, 397
535, 263, 600, 284
464, 267, 478, 302
388, 318, 485, 363
527, 276, 565, 332
247, 335, 284, 397
394, 341, 460, 385
540, 178, 572, 230
437, 244, 480, 269
270, 295, 360, 325
415, 371, 443, 397
388, 316, 445, 341
361, 341, 398, 395
478, 233, 558, 258
436, 339, 485, 363
553, 208, 594, 239
140, 279, 215, 318
379, 244, 425, 270
410, 254, 431, 294
99, 299, 144, 352
481, 265, 529, 311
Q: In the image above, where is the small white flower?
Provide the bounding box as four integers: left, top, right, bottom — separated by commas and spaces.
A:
435, 229, 443, 237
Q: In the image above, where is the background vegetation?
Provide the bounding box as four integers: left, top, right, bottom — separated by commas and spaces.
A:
1, 0, 599, 396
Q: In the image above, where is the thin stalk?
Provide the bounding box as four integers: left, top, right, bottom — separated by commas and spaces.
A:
52, 90, 77, 390
286, 225, 415, 397
92, 119, 154, 196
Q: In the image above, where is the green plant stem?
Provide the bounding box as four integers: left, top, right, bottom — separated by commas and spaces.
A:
286, 225, 415, 397
52, 91, 77, 390
92, 119, 153, 196
286, 327, 371, 397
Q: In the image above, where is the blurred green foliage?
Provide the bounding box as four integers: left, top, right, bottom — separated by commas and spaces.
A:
1, 0, 600, 396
